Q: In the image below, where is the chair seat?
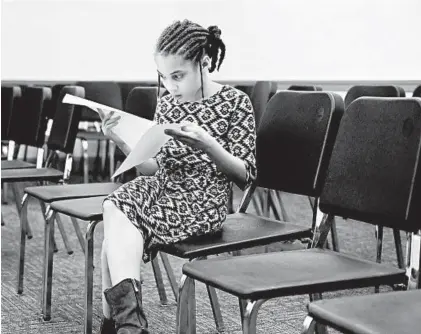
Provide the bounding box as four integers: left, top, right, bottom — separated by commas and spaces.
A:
182, 249, 405, 300
77, 130, 107, 141
1, 168, 63, 182
25, 182, 121, 203
161, 213, 312, 258
1, 160, 36, 169
50, 196, 106, 221
308, 289, 421, 334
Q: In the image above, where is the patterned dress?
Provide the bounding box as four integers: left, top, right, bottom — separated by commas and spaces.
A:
105, 85, 257, 262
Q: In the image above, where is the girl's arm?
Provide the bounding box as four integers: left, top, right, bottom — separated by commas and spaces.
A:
206, 141, 249, 189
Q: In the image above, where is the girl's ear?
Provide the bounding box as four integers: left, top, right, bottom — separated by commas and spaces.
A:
201, 55, 211, 68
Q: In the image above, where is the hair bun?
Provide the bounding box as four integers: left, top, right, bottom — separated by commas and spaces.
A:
207, 25, 221, 39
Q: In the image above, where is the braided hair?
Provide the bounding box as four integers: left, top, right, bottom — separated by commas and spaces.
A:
155, 19, 226, 98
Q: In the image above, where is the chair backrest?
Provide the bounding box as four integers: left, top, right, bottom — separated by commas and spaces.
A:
320, 97, 421, 233
268, 82, 278, 102
75, 82, 123, 122
413, 85, 421, 98
119, 82, 157, 106
344, 85, 405, 108
1, 86, 21, 140
7, 86, 51, 147
125, 87, 158, 121
250, 81, 273, 127
288, 85, 323, 91
43, 84, 66, 120
256, 91, 344, 196
47, 86, 85, 154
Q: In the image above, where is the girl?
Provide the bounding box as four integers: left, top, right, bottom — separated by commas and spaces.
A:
98, 19, 256, 334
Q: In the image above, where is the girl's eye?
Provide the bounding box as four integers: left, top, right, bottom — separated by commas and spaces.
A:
173, 74, 184, 81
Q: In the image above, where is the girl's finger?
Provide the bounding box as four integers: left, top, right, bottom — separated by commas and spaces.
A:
104, 119, 120, 128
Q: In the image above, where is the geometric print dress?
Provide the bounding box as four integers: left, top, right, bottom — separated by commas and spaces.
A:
105, 85, 257, 263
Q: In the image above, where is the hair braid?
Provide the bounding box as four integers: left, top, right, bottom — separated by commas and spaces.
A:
156, 19, 226, 72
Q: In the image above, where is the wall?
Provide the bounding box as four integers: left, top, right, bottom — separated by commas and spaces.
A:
2, 0, 421, 82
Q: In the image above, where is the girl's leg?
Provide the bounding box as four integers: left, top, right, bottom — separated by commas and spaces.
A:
102, 200, 143, 285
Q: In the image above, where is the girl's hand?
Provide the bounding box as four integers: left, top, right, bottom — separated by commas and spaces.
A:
164, 123, 218, 153
97, 109, 121, 139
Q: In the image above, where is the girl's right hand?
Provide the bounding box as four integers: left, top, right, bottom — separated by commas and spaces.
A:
97, 109, 121, 139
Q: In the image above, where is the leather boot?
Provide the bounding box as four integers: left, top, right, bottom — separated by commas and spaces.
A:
98, 317, 116, 334
104, 278, 149, 334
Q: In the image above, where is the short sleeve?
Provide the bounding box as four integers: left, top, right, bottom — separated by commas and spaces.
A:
227, 94, 257, 190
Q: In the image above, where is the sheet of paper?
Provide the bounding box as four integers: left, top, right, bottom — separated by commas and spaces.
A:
62, 94, 155, 150
112, 123, 183, 178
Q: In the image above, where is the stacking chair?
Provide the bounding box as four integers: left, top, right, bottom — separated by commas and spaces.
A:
345, 85, 407, 272
413, 84, 421, 97
288, 85, 323, 91
46, 90, 343, 334
1, 86, 45, 170
1, 86, 53, 233
177, 96, 421, 334
76, 82, 123, 183
344, 85, 405, 108
303, 289, 421, 334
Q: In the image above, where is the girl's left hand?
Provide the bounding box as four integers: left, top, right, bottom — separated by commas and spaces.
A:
164, 123, 217, 153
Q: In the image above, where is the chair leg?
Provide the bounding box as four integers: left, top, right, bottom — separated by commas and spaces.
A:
151, 255, 169, 305
2, 183, 8, 204
239, 298, 247, 324
84, 220, 101, 334
330, 218, 340, 252
82, 139, 89, 184
176, 275, 196, 334
42, 208, 57, 321
54, 214, 73, 255
11, 183, 33, 239
375, 225, 384, 293
1, 213, 5, 226
242, 299, 265, 334
71, 217, 86, 254
393, 228, 404, 269
159, 252, 179, 301
206, 285, 224, 332
302, 316, 317, 334
273, 190, 290, 221
16, 193, 29, 294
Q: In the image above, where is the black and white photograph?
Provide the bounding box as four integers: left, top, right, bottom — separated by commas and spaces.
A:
1, 0, 420, 333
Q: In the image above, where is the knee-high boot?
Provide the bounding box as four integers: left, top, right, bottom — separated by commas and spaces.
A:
104, 278, 149, 334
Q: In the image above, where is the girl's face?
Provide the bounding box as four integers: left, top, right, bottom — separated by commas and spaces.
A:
154, 53, 203, 103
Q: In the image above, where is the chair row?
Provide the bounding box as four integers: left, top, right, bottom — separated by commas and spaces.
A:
5, 89, 420, 333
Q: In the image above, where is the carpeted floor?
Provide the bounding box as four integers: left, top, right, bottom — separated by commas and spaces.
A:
1, 183, 402, 333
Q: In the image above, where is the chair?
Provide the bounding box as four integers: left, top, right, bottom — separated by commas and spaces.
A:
288, 85, 323, 91
178, 96, 421, 334
344, 85, 405, 108
46, 90, 343, 334
413, 84, 421, 97
303, 289, 421, 334
75, 82, 123, 183
1, 86, 52, 233
344, 84, 407, 274
1, 86, 47, 169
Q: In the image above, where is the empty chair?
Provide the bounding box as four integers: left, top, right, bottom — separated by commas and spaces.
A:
413, 84, 421, 97
1, 86, 21, 143
177, 97, 421, 334
345, 85, 405, 108
75, 82, 123, 183
288, 85, 323, 91
124, 86, 158, 120
303, 289, 421, 334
